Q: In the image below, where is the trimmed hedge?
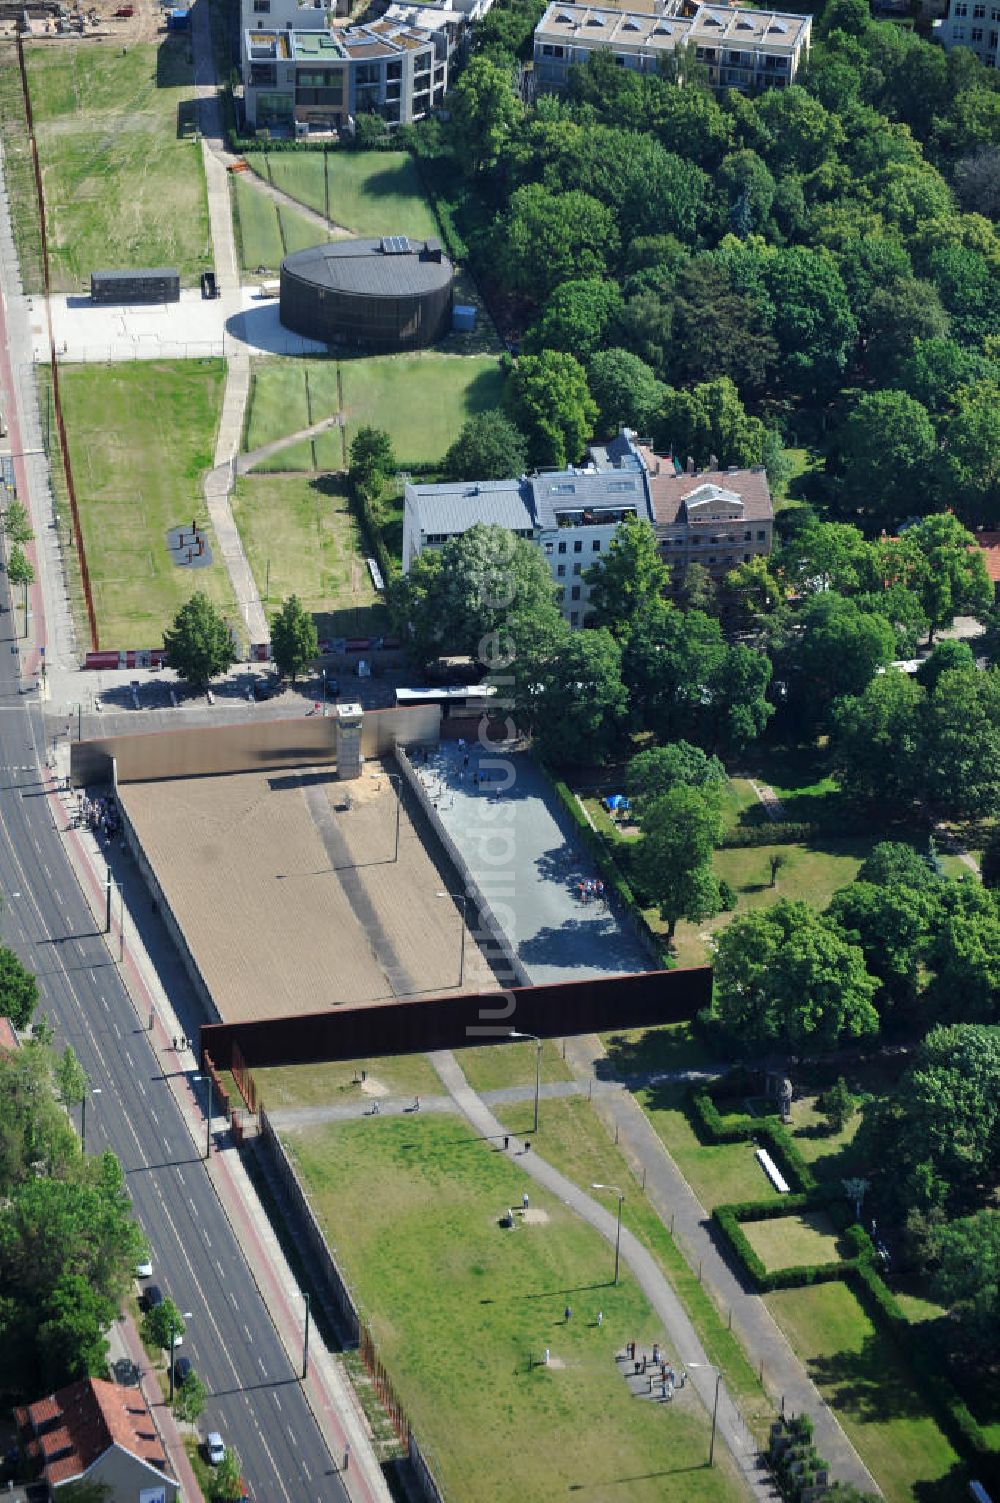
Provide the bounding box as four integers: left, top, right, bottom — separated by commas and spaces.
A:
687, 1085, 818, 1193
721, 821, 817, 848
347, 479, 398, 588
538, 766, 673, 969
712, 1197, 870, 1293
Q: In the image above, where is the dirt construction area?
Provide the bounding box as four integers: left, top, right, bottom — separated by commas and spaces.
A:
119, 759, 499, 1024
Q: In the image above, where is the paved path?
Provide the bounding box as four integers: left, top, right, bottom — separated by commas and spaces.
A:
748, 780, 787, 821
238, 412, 344, 475
190, 0, 269, 648
268, 1077, 584, 1131
562, 1034, 881, 1497
429, 1048, 780, 1501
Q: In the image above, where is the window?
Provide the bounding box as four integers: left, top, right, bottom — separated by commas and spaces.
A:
744, 529, 751, 540
544, 542, 553, 555
557, 564, 566, 577
570, 611, 579, 625
571, 585, 581, 600
955, 4, 968, 15
953, 23, 966, 34
573, 562, 582, 576
253, 0, 270, 11
974, 4, 985, 15
744, 553, 751, 562
558, 541, 566, 554
973, 24, 984, 35
573, 539, 582, 553
756, 529, 766, 541
386, 59, 402, 79
991, 28, 999, 42
592, 539, 601, 551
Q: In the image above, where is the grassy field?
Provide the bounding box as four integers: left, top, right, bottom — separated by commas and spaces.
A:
765, 1282, 967, 1502
243, 359, 342, 455
254, 1053, 442, 1109
636, 1082, 779, 1210
0, 47, 45, 292
492, 1093, 772, 1431
27, 39, 211, 291
341, 353, 504, 465
232, 173, 328, 274
456, 1039, 573, 1094
742, 1211, 844, 1271
246, 150, 441, 242
288, 1113, 748, 1503
232, 473, 388, 640
59, 360, 234, 648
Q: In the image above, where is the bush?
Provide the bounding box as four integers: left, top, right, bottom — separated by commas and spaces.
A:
721, 822, 817, 848
686, 1082, 818, 1193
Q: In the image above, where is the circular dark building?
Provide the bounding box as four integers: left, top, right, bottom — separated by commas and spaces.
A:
279, 235, 454, 353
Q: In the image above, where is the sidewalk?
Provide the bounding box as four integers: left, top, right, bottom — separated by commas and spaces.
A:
42, 770, 392, 1503
267, 1077, 583, 1131
107, 1315, 203, 1503
429, 1048, 780, 1502
562, 1034, 881, 1497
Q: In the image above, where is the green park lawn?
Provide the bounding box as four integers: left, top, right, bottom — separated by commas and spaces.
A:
599, 1021, 722, 1079
742, 1211, 844, 1272
287, 1114, 747, 1503
0, 48, 44, 291
58, 360, 234, 648
243, 358, 342, 460
27, 39, 211, 290
765, 1282, 967, 1502
635, 1082, 779, 1210
455, 1038, 573, 1095
254, 1053, 442, 1110
231, 473, 388, 640
246, 150, 441, 242
340, 353, 505, 466
231, 173, 326, 274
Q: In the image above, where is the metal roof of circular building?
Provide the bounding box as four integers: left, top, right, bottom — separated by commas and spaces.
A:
280, 236, 453, 298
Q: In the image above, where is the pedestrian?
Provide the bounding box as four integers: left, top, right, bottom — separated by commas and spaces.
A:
634, 1359, 640, 1375
679, 1369, 687, 1389
661, 1381, 668, 1401
371, 1101, 380, 1116
564, 1305, 572, 1323
642, 1356, 647, 1375
652, 1343, 660, 1365
343, 1443, 350, 1472
597, 1310, 603, 1327
544, 1347, 550, 1365
463, 752, 470, 769
503, 1134, 509, 1150
522, 1192, 529, 1211
414, 1095, 420, 1111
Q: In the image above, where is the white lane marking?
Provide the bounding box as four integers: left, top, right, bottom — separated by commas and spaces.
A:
244, 1323, 253, 1343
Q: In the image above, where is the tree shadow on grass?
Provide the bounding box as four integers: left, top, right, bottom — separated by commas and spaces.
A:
599, 1025, 720, 1083
805, 1329, 928, 1425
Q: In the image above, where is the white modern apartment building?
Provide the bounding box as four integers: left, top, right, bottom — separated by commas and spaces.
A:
938, 0, 1000, 65
533, 0, 812, 93
403, 432, 774, 626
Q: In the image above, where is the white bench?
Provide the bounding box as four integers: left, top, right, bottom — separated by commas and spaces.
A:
755, 1146, 790, 1194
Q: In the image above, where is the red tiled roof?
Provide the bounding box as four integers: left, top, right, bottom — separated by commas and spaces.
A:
0, 1016, 18, 1052
635, 444, 773, 526
21, 1378, 170, 1488
977, 531, 1000, 584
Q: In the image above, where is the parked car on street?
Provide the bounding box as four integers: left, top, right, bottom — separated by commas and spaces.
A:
206, 1432, 225, 1466
143, 1284, 163, 1311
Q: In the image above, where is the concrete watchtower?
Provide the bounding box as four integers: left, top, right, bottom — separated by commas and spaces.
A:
335, 702, 364, 780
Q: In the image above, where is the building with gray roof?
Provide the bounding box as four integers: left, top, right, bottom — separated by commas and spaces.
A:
403, 431, 774, 625
279, 236, 453, 351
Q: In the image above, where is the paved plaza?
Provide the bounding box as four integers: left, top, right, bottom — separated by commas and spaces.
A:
418, 743, 651, 985
34, 287, 327, 364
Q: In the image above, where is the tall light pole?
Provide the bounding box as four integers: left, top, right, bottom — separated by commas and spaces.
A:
436, 891, 466, 988
302, 1292, 311, 1379
591, 1183, 624, 1286
685, 1361, 723, 1466
80, 1087, 102, 1153
509, 1029, 542, 1134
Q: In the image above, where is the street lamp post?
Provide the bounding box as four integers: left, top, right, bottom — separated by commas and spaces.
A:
684, 1361, 723, 1466
302, 1292, 311, 1379
591, 1183, 624, 1286
508, 1029, 542, 1134
436, 891, 466, 988
193, 1073, 214, 1159
80, 1087, 102, 1153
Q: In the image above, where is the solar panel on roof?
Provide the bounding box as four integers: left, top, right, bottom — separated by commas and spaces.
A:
380, 235, 411, 254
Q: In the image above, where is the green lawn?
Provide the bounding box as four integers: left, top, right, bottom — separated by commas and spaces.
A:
243, 358, 342, 456
231, 472, 388, 640
636, 1082, 779, 1211
456, 1039, 573, 1095
765, 1282, 967, 1502
254, 1053, 442, 1109
493, 1093, 772, 1432
599, 1021, 722, 1079
246, 150, 441, 242
59, 360, 234, 648
0, 47, 44, 292
288, 1114, 747, 1503
232, 174, 324, 274
742, 1212, 844, 1272
340, 353, 505, 465
27, 39, 211, 290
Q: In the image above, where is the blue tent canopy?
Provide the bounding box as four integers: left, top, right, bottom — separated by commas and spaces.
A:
604, 794, 631, 812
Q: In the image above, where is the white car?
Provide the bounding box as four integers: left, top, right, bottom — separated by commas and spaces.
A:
135, 1258, 153, 1280
206, 1432, 225, 1466
171, 1329, 183, 1348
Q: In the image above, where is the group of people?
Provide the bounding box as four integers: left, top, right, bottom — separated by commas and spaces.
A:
624, 1342, 686, 1403
576, 879, 605, 905
75, 791, 120, 844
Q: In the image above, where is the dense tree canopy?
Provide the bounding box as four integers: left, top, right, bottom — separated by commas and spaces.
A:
163, 592, 236, 690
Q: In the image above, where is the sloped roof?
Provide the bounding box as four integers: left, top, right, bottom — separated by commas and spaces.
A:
18, 1378, 171, 1489
977, 531, 1000, 584
407, 478, 537, 537
636, 444, 773, 527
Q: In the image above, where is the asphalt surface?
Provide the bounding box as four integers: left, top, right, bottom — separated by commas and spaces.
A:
0, 599, 348, 1498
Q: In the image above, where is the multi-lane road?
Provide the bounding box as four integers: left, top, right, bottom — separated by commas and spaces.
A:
0, 590, 349, 1498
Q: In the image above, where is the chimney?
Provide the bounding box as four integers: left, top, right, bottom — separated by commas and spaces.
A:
686, 456, 695, 474
655, 460, 661, 475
